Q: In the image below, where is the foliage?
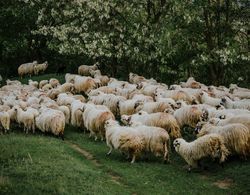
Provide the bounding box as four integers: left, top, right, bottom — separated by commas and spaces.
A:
0, 0, 249, 86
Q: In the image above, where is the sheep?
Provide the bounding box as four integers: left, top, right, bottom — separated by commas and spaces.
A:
14, 106, 35, 134
83, 104, 115, 140
70, 100, 85, 128
205, 108, 250, 120
74, 75, 97, 93
180, 77, 201, 89
89, 93, 126, 116
108, 78, 128, 89
18, 61, 37, 78
6, 79, 22, 86
200, 92, 221, 107
35, 108, 65, 139
173, 134, 229, 171
136, 101, 173, 114
78, 63, 99, 76
87, 87, 116, 96
28, 80, 38, 88
34, 61, 48, 75
57, 83, 75, 94
48, 104, 70, 124
196, 123, 250, 158
131, 94, 154, 103
174, 105, 207, 128
90, 69, 110, 86
119, 99, 144, 116
208, 115, 250, 131
104, 119, 144, 163
221, 96, 250, 110
41, 83, 53, 91
121, 111, 181, 139
49, 78, 60, 88
57, 93, 75, 106
39, 80, 49, 89
129, 73, 146, 84
65, 73, 77, 83
130, 121, 170, 162
0, 111, 10, 133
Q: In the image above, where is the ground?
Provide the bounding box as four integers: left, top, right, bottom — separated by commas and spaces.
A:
0, 74, 250, 194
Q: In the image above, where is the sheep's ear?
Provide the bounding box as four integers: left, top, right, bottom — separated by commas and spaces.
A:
219, 115, 226, 119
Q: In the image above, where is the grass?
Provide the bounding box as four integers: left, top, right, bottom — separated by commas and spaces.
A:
1, 74, 250, 194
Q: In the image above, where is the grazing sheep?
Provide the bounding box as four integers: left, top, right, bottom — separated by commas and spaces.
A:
196, 123, 250, 158
70, 100, 85, 128
136, 101, 173, 114
57, 83, 75, 94
88, 87, 116, 96
200, 92, 221, 107
34, 61, 48, 75
65, 73, 77, 83
105, 119, 144, 163
122, 111, 181, 139
78, 63, 99, 76
173, 134, 229, 171
180, 77, 201, 89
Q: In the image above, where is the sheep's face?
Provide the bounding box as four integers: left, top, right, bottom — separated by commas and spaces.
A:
120, 115, 131, 125
194, 123, 203, 134
104, 119, 117, 128
173, 139, 182, 150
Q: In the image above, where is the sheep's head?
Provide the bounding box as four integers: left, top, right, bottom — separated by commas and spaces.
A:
120, 115, 131, 125
200, 108, 209, 121
164, 108, 174, 114
104, 119, 117, 128
134, 100, 143, 110
173, 139, 182, 150
194, 121, 207, 134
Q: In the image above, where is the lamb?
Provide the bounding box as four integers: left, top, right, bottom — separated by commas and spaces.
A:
173, 134, 229, 171
78, 63, 99, 76
18, 61, 37, 78
83, 104, 115, 140
0, 111, 10, 133
35, 108, 65, 139
196, 123, 250, 158
34, 61, 48, 75
74, 75, 97, 93
221, 96, 250, 110
121, 111, 181, 139
105, 119, 144, 163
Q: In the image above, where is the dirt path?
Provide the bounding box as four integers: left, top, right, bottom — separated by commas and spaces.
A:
65, 140, 124, 186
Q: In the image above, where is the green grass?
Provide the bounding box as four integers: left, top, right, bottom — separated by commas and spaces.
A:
1, 74, 250, 194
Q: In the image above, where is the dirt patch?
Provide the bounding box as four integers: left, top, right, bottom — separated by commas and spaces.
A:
213, 178, 234, 189
65, 141, 101, 167
65, 141, 124, 186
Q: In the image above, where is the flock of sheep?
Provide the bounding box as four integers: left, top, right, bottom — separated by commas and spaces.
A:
0, 61, 250, 171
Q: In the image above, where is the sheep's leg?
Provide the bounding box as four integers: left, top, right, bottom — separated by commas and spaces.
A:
106, 147, 113, 156
188, 165, 192, 172
94, 136, 98, 141
131, 154, 136, 164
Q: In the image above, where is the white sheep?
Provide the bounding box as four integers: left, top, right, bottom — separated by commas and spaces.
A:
0, 111, 10, 133
70, 100, 85, 128
49, 78, 60, 88
173, 134, 229, 171
90, 69, 110, 86
119, 99, 144, 116
221, 96, 250, 110
196, 123, 250, 158
74, 75, 97, 93
18, 61, 37, 78
34, 61, 48, 75
39, 80, 49, 89
105, 119, 144, 163
200, 92, 221, 107
28, 80, 39, 88
78, 63, 99, 76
